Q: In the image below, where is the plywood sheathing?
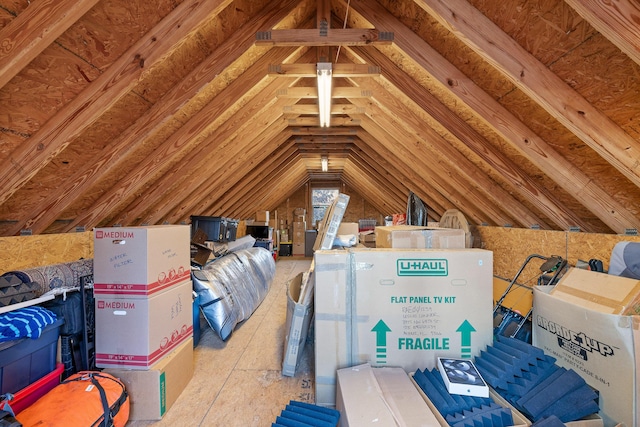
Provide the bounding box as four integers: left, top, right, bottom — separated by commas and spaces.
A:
0, 231, 93, 273
474, 225, 640, 281
467, 0, 640, 223
367, 0, 640, 233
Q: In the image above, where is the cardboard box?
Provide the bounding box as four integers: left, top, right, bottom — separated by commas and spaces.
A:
314, 248, 494, 407
293, 221, 306, 232
337, 222, 359, 237
375, 225, 465, 249
292, 230, 306, 244
359, 231, 375, 248
104, 338, 194, 420
255, 210, 269, 222
95, 280, 193, 369
292, 242, 305, 256
336, 364, 441, 426
94, 225, 190, 297
409, 374, 530, 427
533, 286, 638, 427
282, 271, 314, 376
549, 267, 640, 315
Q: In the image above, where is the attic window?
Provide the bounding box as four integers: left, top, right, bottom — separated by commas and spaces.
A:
312, 188, 339, 227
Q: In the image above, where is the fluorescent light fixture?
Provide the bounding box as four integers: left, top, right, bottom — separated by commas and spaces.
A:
321, 155, 328, 172
317, 62, 332, 127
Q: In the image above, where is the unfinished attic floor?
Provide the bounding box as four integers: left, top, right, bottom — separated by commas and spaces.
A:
126, 257, 315, 427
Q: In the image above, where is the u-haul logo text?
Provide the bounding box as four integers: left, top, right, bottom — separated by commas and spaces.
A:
96, 230, 135, 239
397, 259, 448, 276
536, 315, 614, 357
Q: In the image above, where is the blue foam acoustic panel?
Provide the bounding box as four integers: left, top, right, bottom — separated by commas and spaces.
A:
473, 336, 600, 422
272, 400, 339, 427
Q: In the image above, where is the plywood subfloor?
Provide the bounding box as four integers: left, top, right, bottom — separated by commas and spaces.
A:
126, 257, 314, 427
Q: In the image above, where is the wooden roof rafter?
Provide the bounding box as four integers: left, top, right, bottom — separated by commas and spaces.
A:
411, 0, 640, 191
347, 0, 640, 233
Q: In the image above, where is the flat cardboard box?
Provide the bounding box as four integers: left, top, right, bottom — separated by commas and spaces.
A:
533, 286, 639, 427
409, 373, 530, 427
282, 270, 314, 376
94, 225, 191, 297
375, 225, 465, 249
494, 276, 533, 316
95, 280, 193, 369
549, 267, 640, 315
104, 337, 194, 420
336, 364, 441, 426
314, 248, 494, 407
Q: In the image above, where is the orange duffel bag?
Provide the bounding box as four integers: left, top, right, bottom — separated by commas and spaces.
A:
17, 371, 129, 427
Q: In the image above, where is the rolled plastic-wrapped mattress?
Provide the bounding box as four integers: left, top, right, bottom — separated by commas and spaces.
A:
191, 247, 275, 341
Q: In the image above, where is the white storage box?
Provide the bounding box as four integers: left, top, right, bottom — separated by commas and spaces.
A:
95, 280, 193, 369
94, 225, 190, 297
314, 248, 494, 407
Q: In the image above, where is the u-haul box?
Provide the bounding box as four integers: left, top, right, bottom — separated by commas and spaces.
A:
314, 248, 493, 407
533, 286, 639, 427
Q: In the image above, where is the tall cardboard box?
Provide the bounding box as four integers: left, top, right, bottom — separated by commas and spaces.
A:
94, 225, 190, 297
375, 225, 465, 249
314, 248, 494, 407
95, 280, 193, 369
533, 285, 639, 427
104, 338, 194, 420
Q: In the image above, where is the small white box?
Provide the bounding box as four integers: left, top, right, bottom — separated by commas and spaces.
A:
94, 225, 190, 297
437, 357, 489, 398
95, 280, 193, 369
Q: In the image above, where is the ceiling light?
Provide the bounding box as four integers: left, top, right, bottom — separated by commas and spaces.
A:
321, 155, 328, 172
317, 62, 332, 127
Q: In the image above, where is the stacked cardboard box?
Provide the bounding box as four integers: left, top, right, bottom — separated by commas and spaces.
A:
292, 220, 306, 256
93, 225, 194, 420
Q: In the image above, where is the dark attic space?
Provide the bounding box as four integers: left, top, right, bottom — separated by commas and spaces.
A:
1, 0, 640, 426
